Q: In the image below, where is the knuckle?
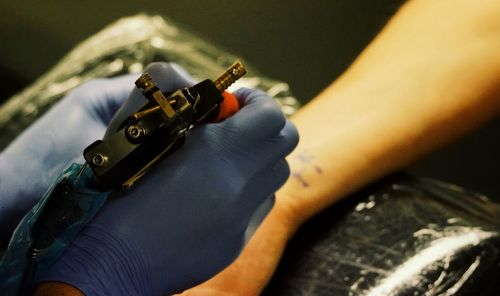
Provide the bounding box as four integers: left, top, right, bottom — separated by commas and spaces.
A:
277, 160, 291, 184
235, 87, 257, 103
283, 120, 300, 148
143, 62, 177, 77
233, 87, 251, 98
234, 87, 267, 105
260, 99, 286, 129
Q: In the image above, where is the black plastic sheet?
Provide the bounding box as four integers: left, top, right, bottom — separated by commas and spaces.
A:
265, 175, 500, 295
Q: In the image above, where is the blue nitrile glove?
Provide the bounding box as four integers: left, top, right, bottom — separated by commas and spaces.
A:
35, 63, 299, 295
0, 65, 193, 247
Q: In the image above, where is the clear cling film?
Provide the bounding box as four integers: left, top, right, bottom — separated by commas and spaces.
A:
0, 14, 300, 150
264, 175, 500, 295
0, 164, 109, 295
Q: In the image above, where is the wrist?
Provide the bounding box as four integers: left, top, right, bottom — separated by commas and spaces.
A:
273, 157, 327, 232
273, 189, 308, 239
273, 148, 347, 231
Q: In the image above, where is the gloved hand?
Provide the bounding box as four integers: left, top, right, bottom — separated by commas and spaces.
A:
0, 65, 193, 246
35, 63, 299, 295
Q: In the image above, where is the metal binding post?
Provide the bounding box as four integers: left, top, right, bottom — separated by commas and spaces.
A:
214, 61, 247, 92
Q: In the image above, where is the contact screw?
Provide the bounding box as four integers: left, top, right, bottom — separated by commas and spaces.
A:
135, 73, 156, 94
214, 61, 247, 92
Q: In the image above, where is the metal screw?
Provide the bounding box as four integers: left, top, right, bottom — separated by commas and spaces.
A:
135, 73, 153, 89
177, 127, 188, 137
127, 125, 144, 139
92, 154, 107, 167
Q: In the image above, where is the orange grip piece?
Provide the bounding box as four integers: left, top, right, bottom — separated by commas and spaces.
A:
215, 91, 240, 122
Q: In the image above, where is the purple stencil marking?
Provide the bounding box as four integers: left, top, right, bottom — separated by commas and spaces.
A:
292, 150, 324, 187
292, 171, 309, 187
313, 165, 323, 174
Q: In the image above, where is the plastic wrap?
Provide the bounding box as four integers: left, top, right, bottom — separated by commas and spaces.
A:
0, 14, 300, 150
0, 164, 109, 294
264, 174, 500, 295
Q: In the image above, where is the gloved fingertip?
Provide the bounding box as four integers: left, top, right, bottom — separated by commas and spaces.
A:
281, 120, 300, 152
233, 87, 268, 107
275, 159, 292, 184
212, 91, 286, 144
170, 63, 197, 84
108, 73, 141, 85
232, 88, 285, 128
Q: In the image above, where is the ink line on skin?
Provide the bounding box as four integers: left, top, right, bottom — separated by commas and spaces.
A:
291, 150, 323, 188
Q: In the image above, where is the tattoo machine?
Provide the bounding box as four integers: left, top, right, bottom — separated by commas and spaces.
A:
0, 61, 246, 295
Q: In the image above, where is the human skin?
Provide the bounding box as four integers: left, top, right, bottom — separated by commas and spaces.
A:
179, 0, 500, 295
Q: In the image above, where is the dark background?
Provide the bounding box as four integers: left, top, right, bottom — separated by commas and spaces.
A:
0, 1, 498, 200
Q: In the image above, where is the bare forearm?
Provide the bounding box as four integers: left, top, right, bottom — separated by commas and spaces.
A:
284, 0, 500, 224
182, 0, 500, 295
